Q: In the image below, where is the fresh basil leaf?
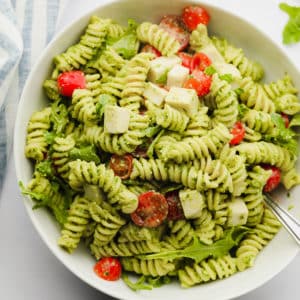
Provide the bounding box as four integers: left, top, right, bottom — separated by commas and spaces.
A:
95, 94, 117, 120
219, 73, 233, 83
204, 65, 217, 75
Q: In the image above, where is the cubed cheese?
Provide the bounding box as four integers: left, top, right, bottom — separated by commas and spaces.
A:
143, 82, 168, 107
165, 87, 199, 117
167, 64, 190, 88
227, 199, 248, 227
104, 105, 130, 134
200, 44, 225, 65
179, 189, 205, 219
148, 56, 182, 84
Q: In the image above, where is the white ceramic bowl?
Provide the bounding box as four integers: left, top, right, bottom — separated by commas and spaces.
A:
14, 0, 300, 299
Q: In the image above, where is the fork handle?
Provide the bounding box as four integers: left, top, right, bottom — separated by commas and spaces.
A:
264, 193, 300, 245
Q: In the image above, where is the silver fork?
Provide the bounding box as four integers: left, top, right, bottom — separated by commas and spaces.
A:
264, 193, 300, 245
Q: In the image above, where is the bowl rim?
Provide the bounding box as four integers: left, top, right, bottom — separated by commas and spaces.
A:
14, 1, 300, 299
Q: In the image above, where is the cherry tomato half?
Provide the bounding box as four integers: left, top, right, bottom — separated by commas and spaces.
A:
229, 121, 245, 146
57, 70, 86, 97
262, 165, 281, 192
165, 190, 184, 221
183, 69, 212, 96
94, 257, 122, 281
109, 154, 133, 179
131, 191, 168, 228
178, 52, 193, 71
182, 5, 210, 31
191, 52, 212, 71
159, 15, 190, 51
140, 44, 161, 58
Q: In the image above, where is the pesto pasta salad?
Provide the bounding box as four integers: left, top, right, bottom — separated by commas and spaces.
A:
21, 4, 300, 290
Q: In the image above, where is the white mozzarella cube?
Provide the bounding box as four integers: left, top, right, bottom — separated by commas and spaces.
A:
227, 199, 249, 227
104, 105, 130, 134
179, 189, 205, 219
148, 55, 182, 84
200, 43, 225, 65
167, 64, 190, 88
165, 87, 199, 117
143, 82, 168, 107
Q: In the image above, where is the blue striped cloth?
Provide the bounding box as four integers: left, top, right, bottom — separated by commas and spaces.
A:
0, 0, 67, 190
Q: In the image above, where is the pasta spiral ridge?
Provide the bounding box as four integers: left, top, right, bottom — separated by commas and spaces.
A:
183, 107, 210, 137
235, 141, 295, 172
206, 190, 229, 226
282, 168, 300, 190
68, 160, 138, 213
205, 74, 238, 128
120, 52, 154, 111
89, 202, 126, 247
70, 89, 97, 124
137, 22, 181, 56
161, 123, 232, 163
212, 36, 264, 81
43, 79, 62, 101
52, 135, 76, 180
90, 239, 161, 260
178, 255, 237, 287
58, 195, 91, 253
52, 16, 108, 76
236, 208, 281, 271
25, 107, 52, 161
130, 158, 233, 193
239, 77, 275, 113
121, 258, 175, 277
189, 24, 211, 51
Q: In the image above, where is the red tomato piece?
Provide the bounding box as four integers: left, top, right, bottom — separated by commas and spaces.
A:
165, 190, 184, 221
130, 191, 168, 228
94, 257, 122, 281
140, 44, 161, 58
183, 69, 212, 96
230, 121, 245, 145
281, 113, 290, 128
178, 52, 194, 71
191, 52, 212, 71
262, 165, 281, 192
109, 154, 133, 179
57, 70, 86, 97
159, 15, 190, 51
182, 5, 210, 31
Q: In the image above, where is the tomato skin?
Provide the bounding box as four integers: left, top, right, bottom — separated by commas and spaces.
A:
131, 191, 168, 228
159, 15, 190, 51
229, 121, 245, 145
182, 5, 210, 31
140, 44, 161, 58
165, 190, 184, 221
109, 154, 133, 179
262, 165, 281, 192
191, 52, 212, 71
183, 69, 212, 96
57, 70, 86, 97
178, 52, 194, 71
94, 257, 122, 281
281, 113, 290, 128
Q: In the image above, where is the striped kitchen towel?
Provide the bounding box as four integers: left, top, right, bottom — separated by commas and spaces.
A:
0, 0, 67, 191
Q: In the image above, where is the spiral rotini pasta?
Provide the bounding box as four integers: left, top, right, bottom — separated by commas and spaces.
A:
137, 22, 181, 56
22, 7, 300, 292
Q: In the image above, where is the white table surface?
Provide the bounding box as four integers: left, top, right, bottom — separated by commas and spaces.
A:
1, 0, 300, 299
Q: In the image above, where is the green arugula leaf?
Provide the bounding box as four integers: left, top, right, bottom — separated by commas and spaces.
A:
50, 101, 69, 135
95, 94, 117, 120
139, 226, 250, 263
219, 73, 233, 83
35, 159, 56, 178
265, 113, 298, 156
279, 3, 300, 44
238, 104, 249, 119
69, 144, 101, 164
107, 19, 139, 59
122, 274, 152, 291
204, 65, 217, 75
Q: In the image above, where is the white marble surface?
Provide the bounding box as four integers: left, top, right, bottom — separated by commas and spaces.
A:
1, 0, 300, 299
